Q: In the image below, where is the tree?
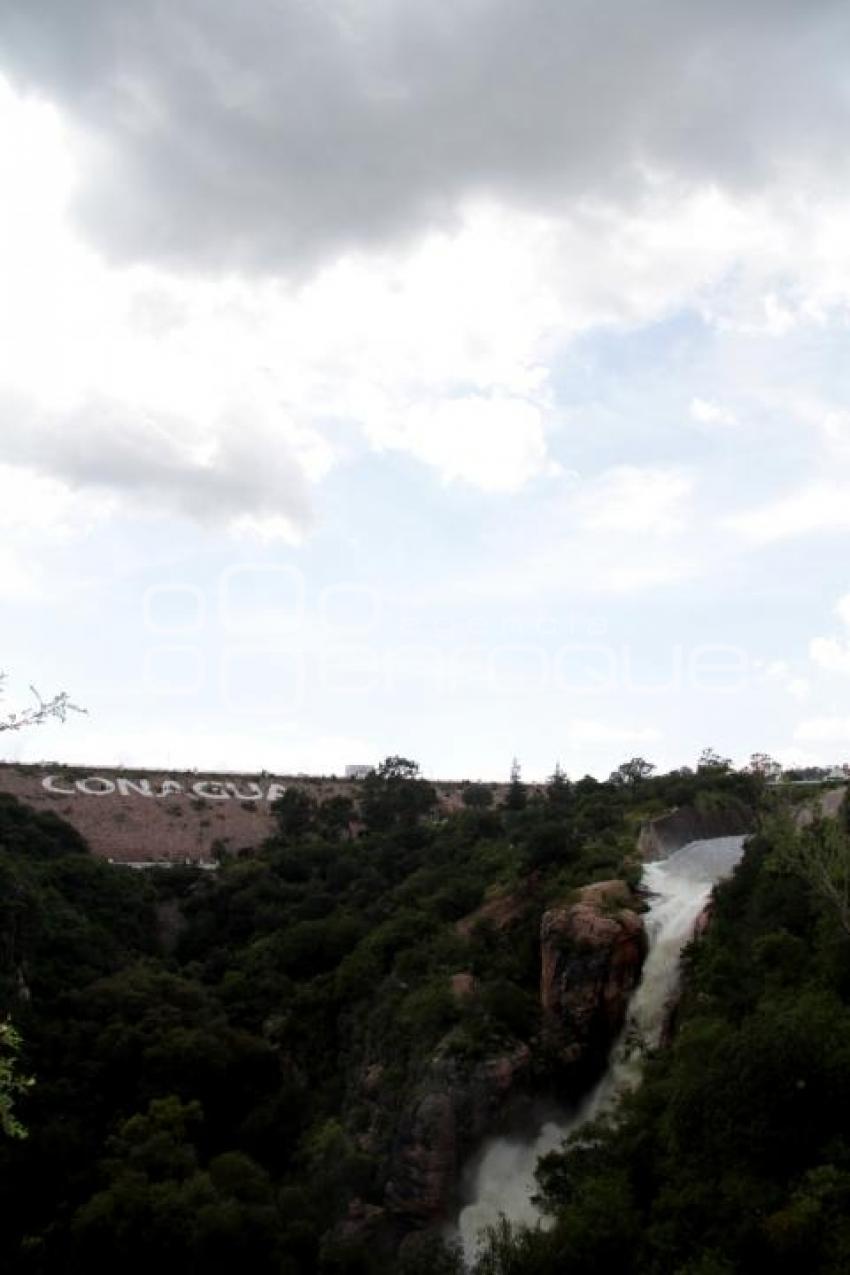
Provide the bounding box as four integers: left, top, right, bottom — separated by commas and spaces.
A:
0, 1020, 33, 1139
375, 756, 421, 783
748, 752, 782, 780
697, 747, 732, 774
610, 757, 655, 786
546, 763, 573, 814
272, 787, 316, 841
361, 756, 437, 830
0, 672, 85, 732
0, 668, 85, 1143
769, 813, 850, 937
317, 795, 356, 839
505, 758, 527, 811
461, 783, 494, 810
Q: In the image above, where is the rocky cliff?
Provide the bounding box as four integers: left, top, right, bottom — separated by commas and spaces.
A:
383, 1041, 533, 1228
369, 880, 647, 1237
540, 879, 647, 1072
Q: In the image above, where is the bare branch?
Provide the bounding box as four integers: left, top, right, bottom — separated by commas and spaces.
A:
0, 673, 86, 733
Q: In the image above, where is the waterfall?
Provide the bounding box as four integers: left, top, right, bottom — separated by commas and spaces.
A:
455, 835, 746, 1265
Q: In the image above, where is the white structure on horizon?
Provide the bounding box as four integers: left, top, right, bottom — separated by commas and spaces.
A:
345, 764, 375, 780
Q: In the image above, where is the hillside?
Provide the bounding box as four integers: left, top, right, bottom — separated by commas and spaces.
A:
0, 760, 764, 1272
0, 764, 507, 864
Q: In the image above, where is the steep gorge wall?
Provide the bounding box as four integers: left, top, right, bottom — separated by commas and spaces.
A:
366, 880, 647, 1239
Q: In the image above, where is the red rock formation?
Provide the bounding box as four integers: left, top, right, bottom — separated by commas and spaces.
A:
540, 880, 647, 1068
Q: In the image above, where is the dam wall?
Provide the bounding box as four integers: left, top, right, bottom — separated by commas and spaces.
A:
637, 804, 752, 860
0, 763, 490, 863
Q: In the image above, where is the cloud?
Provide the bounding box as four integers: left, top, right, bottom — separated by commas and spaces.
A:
728, 481, 850, 544
809, 592, 850, 675
0, 463, 112, 536
0, 546, 41, 602
3, 8, 850, 558
563, 720, 660, 746
822, 412, 850, 456
0, 464, 116, 600
576, 466, 693, 535
810, 638, 850, 675
755, 659, 810, 702
794, 717, 850, 746
3, 723, 377, 773
0, 78, 337, 539
2, 1, 849, 274
0, 394, 330, 541
365, 395, 553, 492
690, 397, 736, 427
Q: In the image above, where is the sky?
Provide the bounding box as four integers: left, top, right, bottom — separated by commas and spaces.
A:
2, 0, 850, 780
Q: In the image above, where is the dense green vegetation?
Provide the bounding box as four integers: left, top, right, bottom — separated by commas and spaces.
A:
0, 760, 762, 1272
474, 800, 850, 1274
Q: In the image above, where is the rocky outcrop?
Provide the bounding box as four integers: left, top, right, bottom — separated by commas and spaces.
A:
637, 805, 751, 860
455, 878, 539, 939
380, 882, 648, 1230
540, 880, 647, 1070
450, 971, 476, 1003
332, 1197, 387, 1246
383, 1041, 533, 1226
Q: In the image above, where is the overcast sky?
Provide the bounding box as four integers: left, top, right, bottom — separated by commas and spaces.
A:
2, 0, 850, 780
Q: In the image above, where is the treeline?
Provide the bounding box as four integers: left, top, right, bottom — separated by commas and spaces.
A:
0, 759, 761, 1273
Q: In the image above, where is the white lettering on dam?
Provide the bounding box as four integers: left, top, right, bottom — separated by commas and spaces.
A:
41, 775, 287, 802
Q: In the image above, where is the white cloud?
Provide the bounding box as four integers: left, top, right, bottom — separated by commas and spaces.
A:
821, 412, 850, 455
728, 481, 850, 544
810, 637, 850, 675
0, 545, 40, 602
576, 466, 693, 535
756, 659, 811, 703
809, 592, 850, 675
5, 723, 377, 774
0, 464, 112, 536
563, 720, 660, 746
364, 395, 552, 492
4, 59, 850, 557
794, 717, 850, 745
690, 397, 736, 427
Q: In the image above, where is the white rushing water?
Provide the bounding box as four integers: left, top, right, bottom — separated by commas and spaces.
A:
456, 835, 746, 1264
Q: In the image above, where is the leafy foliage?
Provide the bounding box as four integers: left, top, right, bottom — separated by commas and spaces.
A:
0, 1020, 32, 1139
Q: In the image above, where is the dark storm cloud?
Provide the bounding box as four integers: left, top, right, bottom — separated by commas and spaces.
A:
3, 0, 849, 274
